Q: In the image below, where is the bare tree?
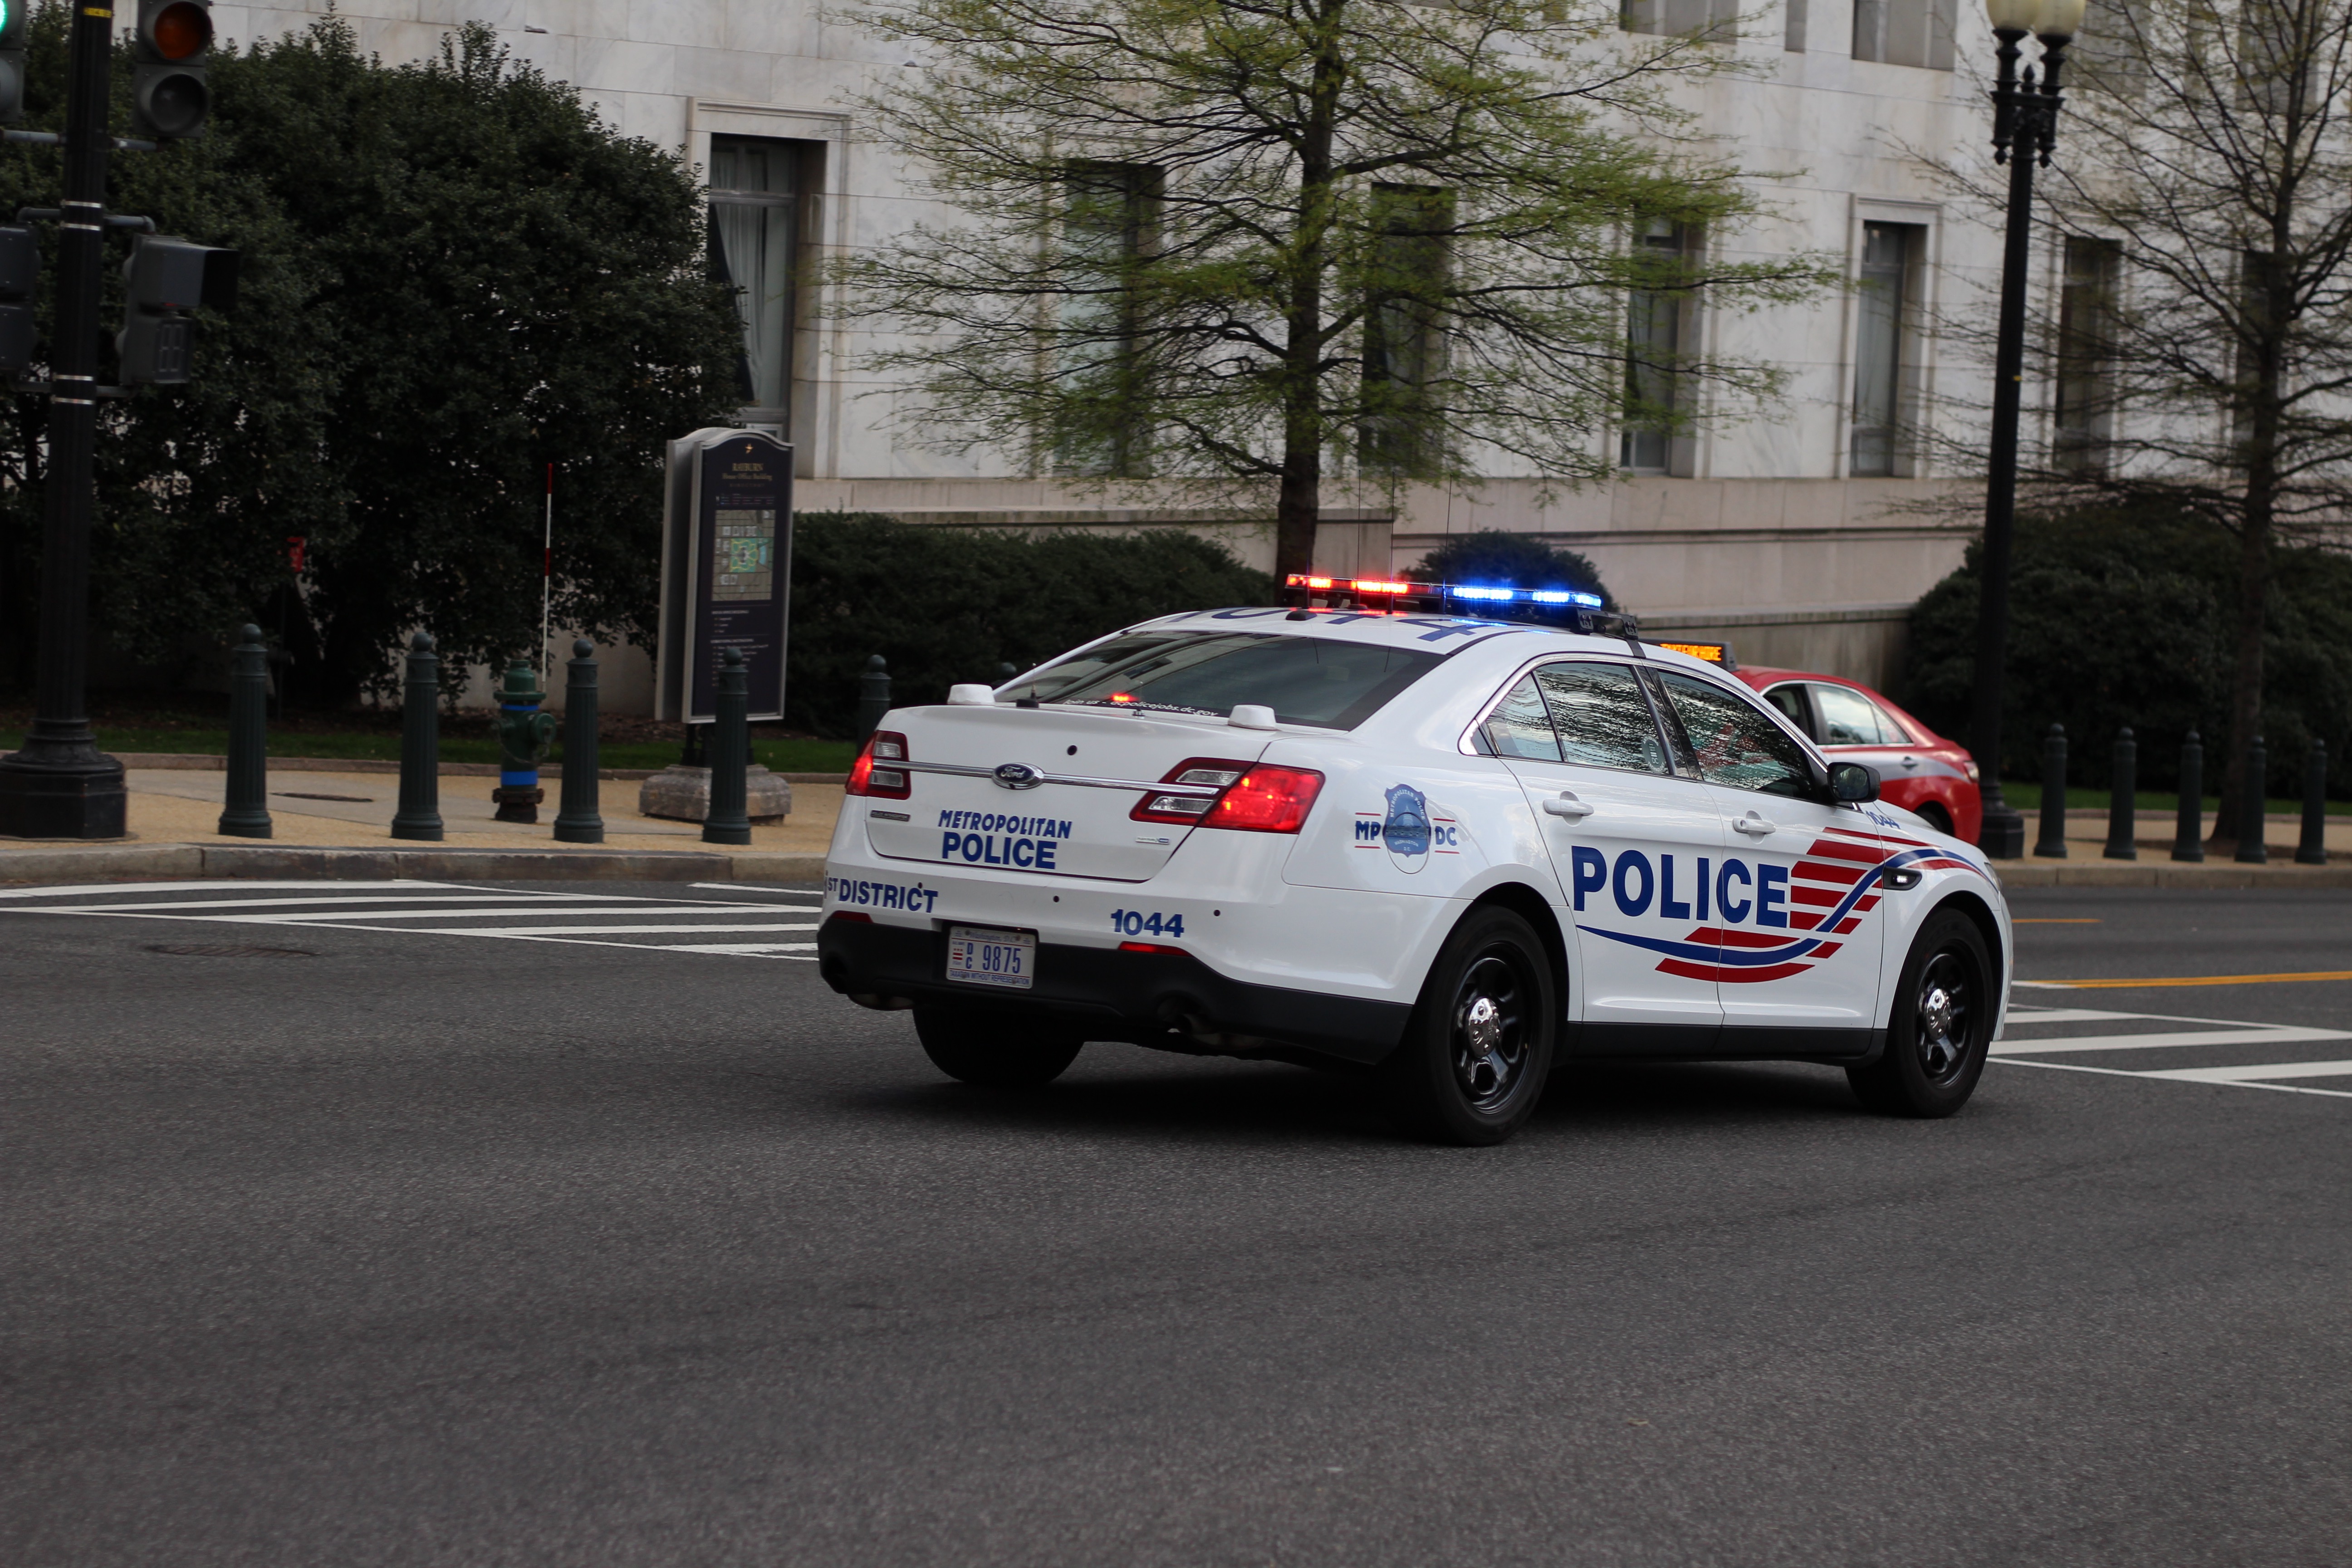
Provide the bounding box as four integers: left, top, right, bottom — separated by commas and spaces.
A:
836, 0, 1834, 582
1955, 0, 2352, 834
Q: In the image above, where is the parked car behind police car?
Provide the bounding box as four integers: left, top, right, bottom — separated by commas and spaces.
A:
817, 578, 2012, 1145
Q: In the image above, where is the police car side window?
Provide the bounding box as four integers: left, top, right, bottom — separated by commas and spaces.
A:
1533, 662, 1669, 774
1653, 671, 1815, 797
1481, 676, 1562, 760
1810, 684, 1891, 746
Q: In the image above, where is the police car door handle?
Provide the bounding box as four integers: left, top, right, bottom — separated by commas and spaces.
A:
1542, 793, 1594, 820
1732, 811, 1777, 837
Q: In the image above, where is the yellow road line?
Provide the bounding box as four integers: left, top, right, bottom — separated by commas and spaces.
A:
2042, 970, 2352, 989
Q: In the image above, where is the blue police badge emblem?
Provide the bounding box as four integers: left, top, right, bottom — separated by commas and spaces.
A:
1383, 783, 1431, 873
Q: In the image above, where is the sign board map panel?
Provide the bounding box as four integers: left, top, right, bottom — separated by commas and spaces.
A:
656, 429, 793, 724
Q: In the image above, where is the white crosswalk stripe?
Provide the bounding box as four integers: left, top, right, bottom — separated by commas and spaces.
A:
1997, 1004, 2352, 1100
0, 879, 827, 960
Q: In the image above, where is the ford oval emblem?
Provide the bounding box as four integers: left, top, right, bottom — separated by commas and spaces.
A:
993, 762, 1044, 790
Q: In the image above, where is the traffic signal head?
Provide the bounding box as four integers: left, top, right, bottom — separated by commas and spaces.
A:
131, 0, 213, 140
0, 224, 38, 372
0, 0, 31, 126
116, 234, 236, 386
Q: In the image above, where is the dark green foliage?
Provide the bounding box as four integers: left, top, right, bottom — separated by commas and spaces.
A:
1409, 530, 1613, 608
786, 514, 1273, 735
0, 10, 742, 700
1905, 506, 2352, 794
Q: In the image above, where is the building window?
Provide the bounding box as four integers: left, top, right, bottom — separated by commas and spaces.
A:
1361, 184, 1452, 478
1055, 162, 1159, 478
1786, 0, 1809, 50
1622, 220, 1693, 475
709, 136, 808, 420
1851, 221, 1920, 478
2054, 236, 2120, 473
1851, 0, 1955, 68
1621, 0, 1739, 38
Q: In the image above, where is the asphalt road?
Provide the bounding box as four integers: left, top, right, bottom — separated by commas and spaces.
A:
4, 881, 2348, 1566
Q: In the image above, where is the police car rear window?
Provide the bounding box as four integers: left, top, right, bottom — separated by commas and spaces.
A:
1004, 632, 1443, 729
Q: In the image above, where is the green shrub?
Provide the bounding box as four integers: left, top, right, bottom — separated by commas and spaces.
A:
1408, 530, 1614, 608
786, 514, 1274, 736
1903, 505, 2352, 794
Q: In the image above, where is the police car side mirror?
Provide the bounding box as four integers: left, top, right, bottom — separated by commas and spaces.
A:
1829, 761, 1881, 803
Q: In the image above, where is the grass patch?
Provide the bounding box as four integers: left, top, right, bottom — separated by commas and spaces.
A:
1999, 781, 2351, 817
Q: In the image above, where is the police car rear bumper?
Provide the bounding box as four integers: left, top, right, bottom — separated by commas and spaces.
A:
815, 914, 1410, 1067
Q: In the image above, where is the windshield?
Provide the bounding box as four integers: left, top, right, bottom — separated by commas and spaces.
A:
1003, 631, 1443, 729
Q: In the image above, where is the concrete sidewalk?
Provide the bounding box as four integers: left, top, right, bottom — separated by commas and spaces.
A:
0, 767, 843, 884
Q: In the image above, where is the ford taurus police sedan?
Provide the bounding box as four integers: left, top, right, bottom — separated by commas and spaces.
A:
816, 580, 2011, 1145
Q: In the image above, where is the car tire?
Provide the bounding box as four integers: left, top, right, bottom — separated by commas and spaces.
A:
913, 1007, 1084, 1088
1916, 801, 1954, 836
1847, 907, 1993, 1117
1378, 906, 1557, 1146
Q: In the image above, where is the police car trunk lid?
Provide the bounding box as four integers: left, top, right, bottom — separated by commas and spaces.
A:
864, 705, 1274, 882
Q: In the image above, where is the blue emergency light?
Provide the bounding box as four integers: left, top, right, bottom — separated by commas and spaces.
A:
1281, 573, 1624, 633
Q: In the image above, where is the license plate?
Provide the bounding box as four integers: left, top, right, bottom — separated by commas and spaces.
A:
945, 926, 1035, 990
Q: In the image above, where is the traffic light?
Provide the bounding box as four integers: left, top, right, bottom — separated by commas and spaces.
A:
116, 234, 235, 386
0, 225, 36, 373
0, 0, 29, 126
130, 0, 212, 140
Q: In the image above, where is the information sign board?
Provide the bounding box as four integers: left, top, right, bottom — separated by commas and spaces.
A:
656, 428, 793, 723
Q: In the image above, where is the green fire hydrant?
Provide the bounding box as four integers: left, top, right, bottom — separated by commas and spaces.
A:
493, 658, 561, 824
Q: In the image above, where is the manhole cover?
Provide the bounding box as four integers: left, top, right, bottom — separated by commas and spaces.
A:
274, 792, 373, 803
147, 943, 318, 958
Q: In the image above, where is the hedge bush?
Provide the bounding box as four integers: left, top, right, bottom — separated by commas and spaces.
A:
786, 514, 1274, 736
1903, 505, 2352, 794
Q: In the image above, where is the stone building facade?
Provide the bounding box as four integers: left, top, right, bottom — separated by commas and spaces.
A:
211, 0, 2021, 696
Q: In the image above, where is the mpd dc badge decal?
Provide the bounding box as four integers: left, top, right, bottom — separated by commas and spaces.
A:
1353, 784, 1462, 872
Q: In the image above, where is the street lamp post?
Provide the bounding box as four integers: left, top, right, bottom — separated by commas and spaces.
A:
1966, 0, 2087, 858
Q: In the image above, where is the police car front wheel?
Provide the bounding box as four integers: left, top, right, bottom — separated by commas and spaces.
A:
1847, 908, 1992, 1118
912, 1007, 1085, 1088
1380, 906, 1557, 1146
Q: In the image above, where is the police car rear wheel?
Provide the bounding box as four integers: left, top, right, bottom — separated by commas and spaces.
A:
1380, 907, 1556, 1146
912, 1007, 1084, 1088
1847, 908, 1991, 1118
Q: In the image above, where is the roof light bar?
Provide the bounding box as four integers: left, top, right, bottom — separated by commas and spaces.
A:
1281, 572, 1603, 611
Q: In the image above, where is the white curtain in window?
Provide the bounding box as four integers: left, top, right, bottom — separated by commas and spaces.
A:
712, 200, 794, 411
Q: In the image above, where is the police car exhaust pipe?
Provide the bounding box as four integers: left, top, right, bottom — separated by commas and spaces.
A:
849, 992, 915, 1012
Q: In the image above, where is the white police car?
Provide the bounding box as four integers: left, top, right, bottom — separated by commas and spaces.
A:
816, 577, 2011, 1145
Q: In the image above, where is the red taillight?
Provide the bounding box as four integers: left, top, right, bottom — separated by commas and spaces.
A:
1132, 758, 1254, 824
1205, 765, 1325, 833
845, 730, 911, 799
1118, 941, 1186, 955
828, 911, 872, 924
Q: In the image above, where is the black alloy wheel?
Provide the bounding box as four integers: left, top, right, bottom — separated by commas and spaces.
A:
1847, 907, 1994, 1118
1380, 906, 1557, 1145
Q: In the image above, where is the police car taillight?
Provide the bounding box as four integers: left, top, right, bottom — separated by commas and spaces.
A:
846, 730, 912, 799
1132, 759, 1251, 823
1200, 764, 1323, 833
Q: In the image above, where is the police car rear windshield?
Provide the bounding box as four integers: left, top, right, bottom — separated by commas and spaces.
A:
1003, 632, 1444, 730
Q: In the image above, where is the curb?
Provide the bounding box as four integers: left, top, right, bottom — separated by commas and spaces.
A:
115, 753, 848, 784
1993, 861, 2352, 889
0, 843, 828, 884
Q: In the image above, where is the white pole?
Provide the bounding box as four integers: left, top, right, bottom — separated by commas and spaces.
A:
541, 462, 554, 688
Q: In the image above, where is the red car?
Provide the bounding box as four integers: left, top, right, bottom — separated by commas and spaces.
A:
1734, 665, 1983, 842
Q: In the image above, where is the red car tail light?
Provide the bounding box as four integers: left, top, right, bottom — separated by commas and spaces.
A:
1201, 765, 1324, 834
846, 730, 911, 799
1132, 758, 1253, 824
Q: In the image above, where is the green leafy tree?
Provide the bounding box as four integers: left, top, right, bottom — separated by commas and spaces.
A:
840, 0, 1835, 585
0, 13, 743, 701
1410, 529, 1613, 606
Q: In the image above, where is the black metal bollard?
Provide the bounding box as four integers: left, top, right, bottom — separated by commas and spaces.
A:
704, 647, 752, 847
2297, 739, 2328, 865
858, 654, 892, 743
2103, 726, 2137, 860
554, 638, 604, 845
2034, 723, 2069, 858
389, 631, 444, 842
2173, 730, 2205, 862
217, 623, 273, 839
2235, 735, 2268, 864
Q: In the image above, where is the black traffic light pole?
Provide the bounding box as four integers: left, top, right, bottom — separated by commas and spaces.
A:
0, 5, 121, 838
